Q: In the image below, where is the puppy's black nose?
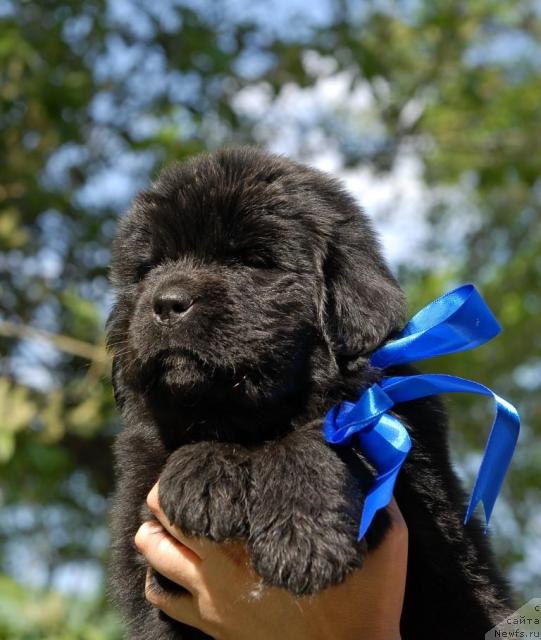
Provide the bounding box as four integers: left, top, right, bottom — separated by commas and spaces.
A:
152, 287, 194, 325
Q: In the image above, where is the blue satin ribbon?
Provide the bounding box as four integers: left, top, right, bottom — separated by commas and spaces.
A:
323, 284, 520, 540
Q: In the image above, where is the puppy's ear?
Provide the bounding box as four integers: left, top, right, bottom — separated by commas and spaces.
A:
324, 215, 406, 361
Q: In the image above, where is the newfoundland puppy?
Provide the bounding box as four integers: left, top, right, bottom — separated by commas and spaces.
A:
107, 147, 512, 639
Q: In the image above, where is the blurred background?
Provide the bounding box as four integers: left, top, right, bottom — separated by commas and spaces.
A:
0, 0, 540, 637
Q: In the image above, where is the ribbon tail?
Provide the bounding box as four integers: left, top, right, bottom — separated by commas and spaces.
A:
380, 374, 520, 529
464, 394, 520, 527
356, 414, 412, 540
358, 465, 404, 540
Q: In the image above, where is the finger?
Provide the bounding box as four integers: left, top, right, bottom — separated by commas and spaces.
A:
360, 497, 408, 617
384, 497, 409, 552
387, 497, 407, 532
135, 520, 201, 592
147, 482, 216, 560
144, 567, 203, 631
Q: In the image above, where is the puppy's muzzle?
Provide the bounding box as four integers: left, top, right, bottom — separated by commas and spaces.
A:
152, 283, 194, 326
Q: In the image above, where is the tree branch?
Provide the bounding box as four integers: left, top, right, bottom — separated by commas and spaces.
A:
0, 321, 108, 363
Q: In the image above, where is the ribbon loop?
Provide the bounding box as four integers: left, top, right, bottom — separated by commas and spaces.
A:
323, 284, 520, 540
370, 284, 501, 369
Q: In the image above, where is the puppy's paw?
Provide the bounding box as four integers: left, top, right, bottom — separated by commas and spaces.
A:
248, 512, 365, 595
247, 425, 369, 595
158, 442, 250, 541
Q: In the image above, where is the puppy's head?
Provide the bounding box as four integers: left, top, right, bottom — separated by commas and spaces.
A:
107, 147, 405, 407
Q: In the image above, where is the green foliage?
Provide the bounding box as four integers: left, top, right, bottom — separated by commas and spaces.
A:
1, 0, 539, 635
0, 576, 122, 640
0, 377, 36, 461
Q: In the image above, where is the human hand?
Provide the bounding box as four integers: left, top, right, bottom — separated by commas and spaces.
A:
135, 482, 407, 640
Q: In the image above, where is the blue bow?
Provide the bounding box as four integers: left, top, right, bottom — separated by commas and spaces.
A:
323, 284, 520, 540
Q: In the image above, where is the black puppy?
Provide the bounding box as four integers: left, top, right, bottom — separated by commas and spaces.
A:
107, 147, 512, 639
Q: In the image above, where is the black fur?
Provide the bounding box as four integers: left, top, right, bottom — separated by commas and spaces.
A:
107, 147, 512, 639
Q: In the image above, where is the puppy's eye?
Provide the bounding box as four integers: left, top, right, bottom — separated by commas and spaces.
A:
135, 262, 153, 281
240, 253, 274, 269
